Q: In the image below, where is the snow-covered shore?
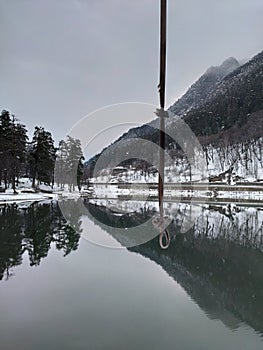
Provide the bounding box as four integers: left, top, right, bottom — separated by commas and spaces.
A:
0, 177, 85, 204
2, 178, 263, 205
0, 190, 86, 204
0, 192, 56, 204
87, 182, 263, 204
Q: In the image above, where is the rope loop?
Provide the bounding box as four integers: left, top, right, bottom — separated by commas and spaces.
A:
159, 229, 170, 249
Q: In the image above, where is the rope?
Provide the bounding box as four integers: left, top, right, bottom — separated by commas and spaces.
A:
159, 0, 167, 110
157, 0, 170, 249
159, 228, 171, 250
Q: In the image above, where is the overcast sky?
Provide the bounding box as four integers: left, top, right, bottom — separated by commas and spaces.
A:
0, 0, 262, 154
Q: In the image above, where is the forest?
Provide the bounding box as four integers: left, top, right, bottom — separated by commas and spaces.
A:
0, 109, 84, 193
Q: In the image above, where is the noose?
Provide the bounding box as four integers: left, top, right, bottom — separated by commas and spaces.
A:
157, 0, 170, 249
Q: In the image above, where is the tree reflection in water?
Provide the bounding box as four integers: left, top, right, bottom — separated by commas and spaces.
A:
0, 201, 81, 281
1, 199, 263, 336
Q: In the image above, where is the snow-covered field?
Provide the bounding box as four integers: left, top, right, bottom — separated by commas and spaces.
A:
0, 192, 56, 204
0, 178, 83, 204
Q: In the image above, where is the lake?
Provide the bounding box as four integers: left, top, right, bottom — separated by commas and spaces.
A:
0, 199, 262, 350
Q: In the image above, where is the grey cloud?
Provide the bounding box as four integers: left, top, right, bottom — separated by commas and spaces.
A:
0, 0, 262, 153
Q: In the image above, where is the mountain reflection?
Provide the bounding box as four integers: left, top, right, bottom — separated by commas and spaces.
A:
0, 201, 81, 281
85, 200, 263, 336
1, 199, 263, 336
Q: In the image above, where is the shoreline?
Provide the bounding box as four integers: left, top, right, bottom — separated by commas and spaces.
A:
0, 192, 57, 204
1, 181, 263, 205
88, 182, 263, 203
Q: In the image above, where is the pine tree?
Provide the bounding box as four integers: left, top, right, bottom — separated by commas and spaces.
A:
9, 116, 28, 193
29, 127, 56, 188
0, 110, 12, 189
54, 140, 68, 189
0, 110, 27, 193
66, 136, 84, 191
55, 136, 84, 191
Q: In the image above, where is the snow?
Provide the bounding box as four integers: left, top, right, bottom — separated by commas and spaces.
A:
89, 179, 263, 202
0, 192, 56, 204
0, 178, 84, 203
38, 184, 53, 192
88, 135, 263, 187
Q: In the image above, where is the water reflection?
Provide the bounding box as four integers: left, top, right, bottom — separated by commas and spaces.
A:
85, 199, 263, 336
0, 198, 263, 337
85, 200, 263, 250
0, 201, 81, 281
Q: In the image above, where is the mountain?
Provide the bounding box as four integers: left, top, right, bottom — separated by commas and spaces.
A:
169, 57, 240, 116
184, 50, 263, 136
115, 56, 241, 141
84, 50, 263, 182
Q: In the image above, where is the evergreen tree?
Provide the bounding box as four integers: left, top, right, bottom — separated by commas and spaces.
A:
9, 116, 28, 193
66, 136, 84, 191
55, 136, 84, 191
29, 127, 56, 187
0, 110, 12, 189
0, 110, 27, 193
54, 140, 68, 188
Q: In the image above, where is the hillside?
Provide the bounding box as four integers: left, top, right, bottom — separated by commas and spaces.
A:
85, 50, 263, 182
183, 50, 263, 136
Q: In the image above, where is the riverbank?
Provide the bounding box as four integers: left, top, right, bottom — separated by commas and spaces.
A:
0, 192, 56, 204
0, 190, 82, 204
89, 182, 263, 202
1, 182, 263, 204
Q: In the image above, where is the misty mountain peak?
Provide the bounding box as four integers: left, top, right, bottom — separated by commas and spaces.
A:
206, 57, 240, 77
169, 57, 240, 116
220, 56, 240, 70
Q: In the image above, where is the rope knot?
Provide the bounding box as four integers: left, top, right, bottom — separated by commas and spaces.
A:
152, 215, 171, 250
154, 108, 169, 119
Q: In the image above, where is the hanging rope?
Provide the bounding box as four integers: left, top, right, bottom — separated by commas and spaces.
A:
159, 0, 167, 111
157, 0, 170, 249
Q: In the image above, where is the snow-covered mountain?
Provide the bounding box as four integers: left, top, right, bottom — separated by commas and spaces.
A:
169, 57, 240, 116
184, 50, 263, 136
85, 50, 263, 183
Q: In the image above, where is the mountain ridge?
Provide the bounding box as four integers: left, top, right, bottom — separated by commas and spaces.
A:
169, 56, 240, 116
84, 49, 263, 181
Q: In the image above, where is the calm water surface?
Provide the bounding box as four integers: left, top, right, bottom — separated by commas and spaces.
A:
0, 200, 262, 350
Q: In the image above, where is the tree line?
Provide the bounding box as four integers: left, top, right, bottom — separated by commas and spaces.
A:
0, 110, 84, 193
